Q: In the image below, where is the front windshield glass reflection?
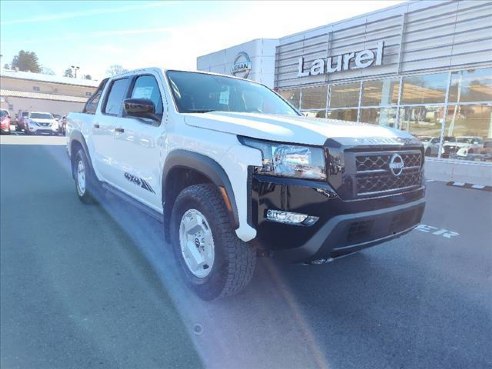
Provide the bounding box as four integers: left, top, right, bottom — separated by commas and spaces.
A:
166, 71, 299, 116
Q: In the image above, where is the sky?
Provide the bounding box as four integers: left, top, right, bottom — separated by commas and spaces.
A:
1, 0, 405, 81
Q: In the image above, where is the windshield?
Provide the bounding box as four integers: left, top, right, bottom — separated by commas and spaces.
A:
30, 113, 53, 120
166, 71, 299, 116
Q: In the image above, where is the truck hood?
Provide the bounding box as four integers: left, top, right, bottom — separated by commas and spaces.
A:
184, 112, 416, 146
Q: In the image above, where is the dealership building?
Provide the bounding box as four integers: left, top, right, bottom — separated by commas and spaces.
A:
198, 0, 492, 165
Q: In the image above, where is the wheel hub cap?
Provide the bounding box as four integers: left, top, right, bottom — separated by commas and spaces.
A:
76, 160, 86, 196
179, 209, 215, 278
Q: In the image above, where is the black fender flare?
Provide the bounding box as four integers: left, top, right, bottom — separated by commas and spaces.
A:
69, 131, 95, 180
162, 150, 239, 228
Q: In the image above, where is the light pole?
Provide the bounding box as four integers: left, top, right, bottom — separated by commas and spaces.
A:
71, 65, 80, 78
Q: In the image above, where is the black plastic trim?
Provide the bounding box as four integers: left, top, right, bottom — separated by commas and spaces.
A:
102, 182, 163, 223
162, 150, 239, 227
69, 131, 96, 181
274, 198, 425, 262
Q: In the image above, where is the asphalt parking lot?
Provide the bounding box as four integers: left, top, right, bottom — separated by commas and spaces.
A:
1, 135, 491, 369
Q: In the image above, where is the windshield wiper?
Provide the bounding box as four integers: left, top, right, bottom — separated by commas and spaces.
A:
185, 109, 217, 113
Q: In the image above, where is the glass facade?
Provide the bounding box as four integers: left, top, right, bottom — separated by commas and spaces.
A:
280, 67, 492, 161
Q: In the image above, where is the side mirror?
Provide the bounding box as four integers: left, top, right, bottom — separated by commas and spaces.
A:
123, 98, 158, 121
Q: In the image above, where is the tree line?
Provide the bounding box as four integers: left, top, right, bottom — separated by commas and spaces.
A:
5, 50, 129, 79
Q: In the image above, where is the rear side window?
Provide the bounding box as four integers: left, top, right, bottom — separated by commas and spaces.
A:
103, 78, 130, 116
84, 78, 108, 114
130, 75, 163, 116
84, 90, 103, 114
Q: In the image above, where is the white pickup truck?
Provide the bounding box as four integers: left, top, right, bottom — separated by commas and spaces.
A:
67, 68, 426, 300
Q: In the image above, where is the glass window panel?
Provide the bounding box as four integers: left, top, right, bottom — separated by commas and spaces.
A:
449, 68, 492, 103
301, 85, 327, 110
401, 73, 448, 105
104, 78, 130, 115
399, 105, 447, 138
444, 104, 491, 140
327, 108, 358, 122
361, 79, 400, 106
131, 75, 163, 115
329, 82, 360, 108
278, 89, 300, 109
360, 107, 398, 127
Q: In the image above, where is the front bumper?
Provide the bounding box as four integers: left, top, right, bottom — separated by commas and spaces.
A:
251, 175, 425, 263
28, 125, 58, 134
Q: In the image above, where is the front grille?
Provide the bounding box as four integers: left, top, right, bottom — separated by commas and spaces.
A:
354, 151, 422, 196
356, 152, 421, 171
357, 171, 422, 195
443, 146, 459, 153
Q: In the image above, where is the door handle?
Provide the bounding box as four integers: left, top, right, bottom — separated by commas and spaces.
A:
94, 124, 100, 128
115, 127, 125, 133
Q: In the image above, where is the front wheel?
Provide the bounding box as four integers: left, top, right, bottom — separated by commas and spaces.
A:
170, 184, 256, 300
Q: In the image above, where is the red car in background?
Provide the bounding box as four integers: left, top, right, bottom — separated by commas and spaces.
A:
0, 109, 11, 134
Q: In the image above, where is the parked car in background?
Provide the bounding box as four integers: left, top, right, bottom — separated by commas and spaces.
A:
442, 136, 483, 157
0, 109, 11, 134
59, 116, 67, 135
17, 111, 30, 132
419, 136, 440, 156
52, 114, 64, 135
25, 112, 59, 135
456, 139, 492, 162
419, 136, 455, 156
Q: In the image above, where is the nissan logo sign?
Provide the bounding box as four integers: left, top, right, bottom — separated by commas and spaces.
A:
389, 153, 404, 176
231, 52, 252, 78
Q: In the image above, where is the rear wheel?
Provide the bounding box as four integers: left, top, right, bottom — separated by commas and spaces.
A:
170, 184, 256, 300
73, 148, 97, 204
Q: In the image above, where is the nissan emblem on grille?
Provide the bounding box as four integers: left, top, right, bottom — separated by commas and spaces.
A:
389, 153, 404, 176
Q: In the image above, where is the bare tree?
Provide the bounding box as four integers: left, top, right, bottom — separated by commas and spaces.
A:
41, 67, 55, 75
106, 64, 128, 77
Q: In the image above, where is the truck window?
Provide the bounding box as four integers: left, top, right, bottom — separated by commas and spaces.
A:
103, 78, 130, 116
84, 78, 108, 114
130, 75, 163, 116
84, 90, 102, 114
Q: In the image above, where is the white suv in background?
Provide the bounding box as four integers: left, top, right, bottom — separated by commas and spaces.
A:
25, 112, 59, 135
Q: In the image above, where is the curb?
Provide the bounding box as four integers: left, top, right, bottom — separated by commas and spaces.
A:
446, 181, 492, 192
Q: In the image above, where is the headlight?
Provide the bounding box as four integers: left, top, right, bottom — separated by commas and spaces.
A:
239, 137, 326, 180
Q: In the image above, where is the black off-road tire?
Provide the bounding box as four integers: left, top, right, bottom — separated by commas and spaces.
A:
170, 184, 256, 300
73, 148, 98, 204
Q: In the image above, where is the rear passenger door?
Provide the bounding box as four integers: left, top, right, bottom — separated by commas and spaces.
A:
113, 73, 165, 211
